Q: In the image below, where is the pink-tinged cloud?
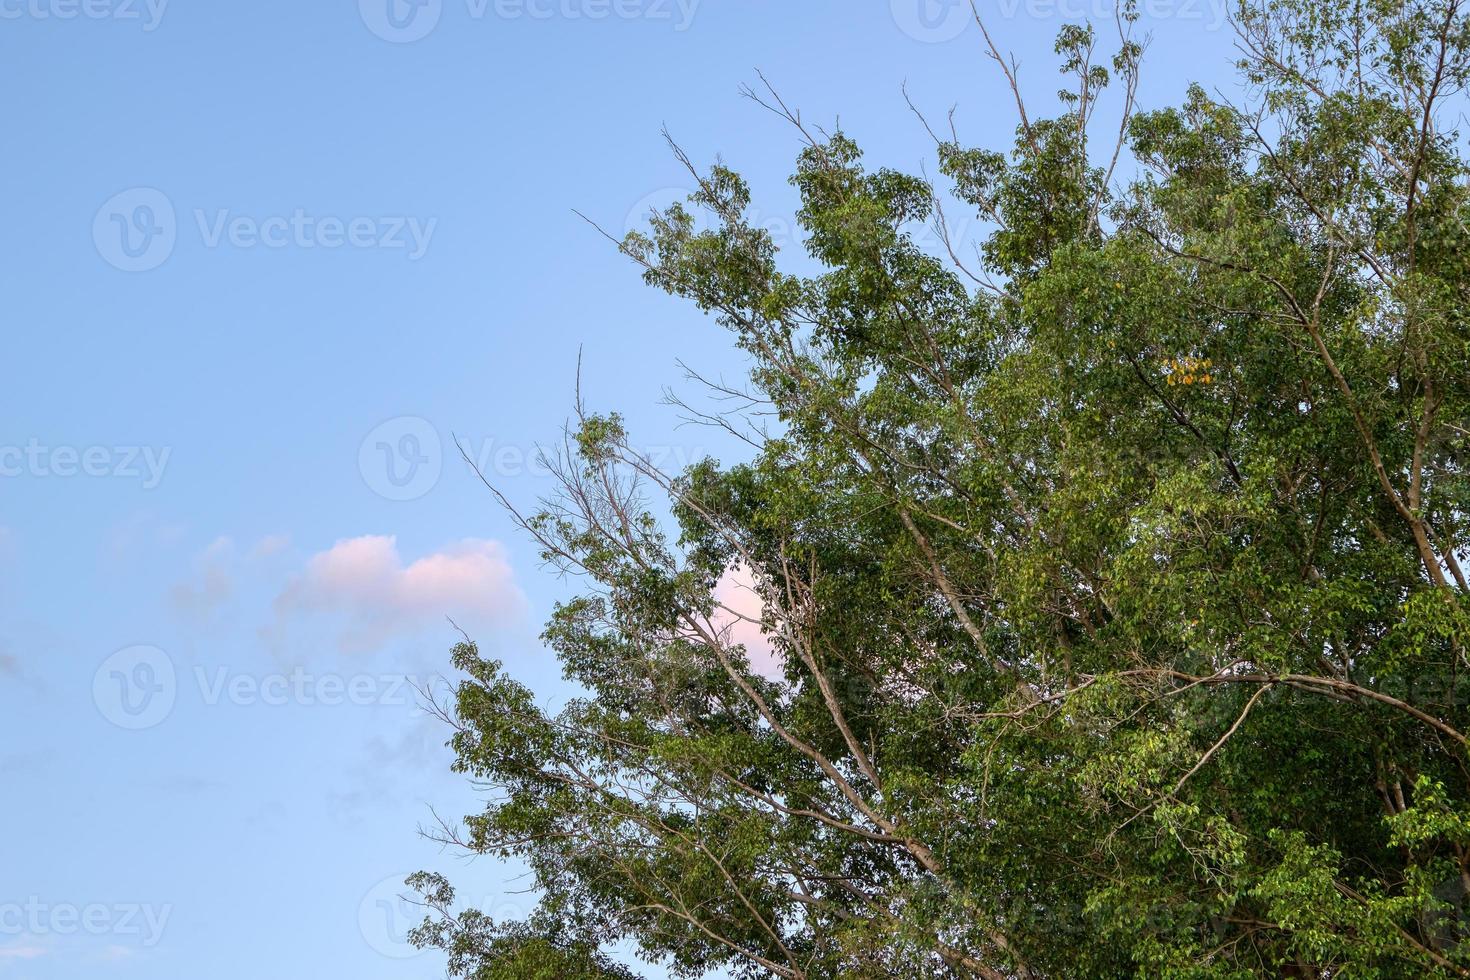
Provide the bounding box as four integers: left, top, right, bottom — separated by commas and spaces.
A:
272, 536, 524, 653
712, 564, 784, 681
0, 943, 46, 960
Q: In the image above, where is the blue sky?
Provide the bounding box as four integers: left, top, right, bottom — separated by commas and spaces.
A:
0, 2, 1238, 977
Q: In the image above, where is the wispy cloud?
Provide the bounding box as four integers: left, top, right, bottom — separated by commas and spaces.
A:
249, 533, 291, 559
103, 512, 187, 565
327, 710, 451, 823
0, 636, 30, 687
169, 536, 235, 622
0, 941, 48, 961
95, 945, 136, 962
0, 752, 46, 775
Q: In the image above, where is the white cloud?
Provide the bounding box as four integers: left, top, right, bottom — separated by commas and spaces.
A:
272, 536, 524, 653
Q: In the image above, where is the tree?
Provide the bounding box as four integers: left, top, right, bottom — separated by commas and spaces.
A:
409, 0, 1470, 975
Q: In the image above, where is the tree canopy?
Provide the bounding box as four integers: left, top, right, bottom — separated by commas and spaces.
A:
410, 1, 1470, 975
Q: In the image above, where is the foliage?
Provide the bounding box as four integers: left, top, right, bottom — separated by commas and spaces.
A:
412, 2, 1470, 975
